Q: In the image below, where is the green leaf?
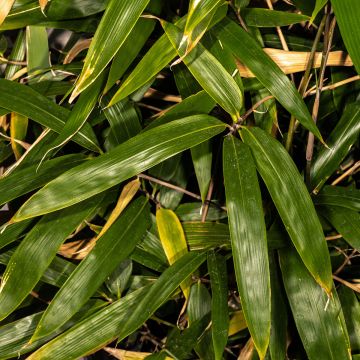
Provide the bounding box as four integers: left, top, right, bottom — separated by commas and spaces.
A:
28, 251, 207, 360
4, 29, 25, 80
0, 300, 105, 359
310, 0, 328, 23
241, 126, 332, 292
208, 251, 229, 360
223, 135, 270, 358
109, 6, 227, 106
0, 79, 99, 152
242, 8, 309, 27
9, 112, 27, 160
311, 104, 360, 191
279, 246, 351, 360
213, 19, 323, 141
338, 285, 360, 352
13, 115, 226, 221
0, 154, 86, 206
70, 0, 150, 100
32, 197, 150, 340
163, 21, 243, 120
331, 0, 360, 74
313, 185, 360, 211
183, 0, 225, 53
46, 72, 105, 157
318, 205, 360, 250
0, 195, 102, 321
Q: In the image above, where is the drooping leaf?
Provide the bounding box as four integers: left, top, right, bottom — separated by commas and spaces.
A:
223, 135, 270, 358
331, 0, 360, 74
313, 185, 360, 211
213, 19, 323, 141
242, 8, 309, 27
13, 115, 226, 221
32, 197, 150, 340
208, 251, 229, 360
318, 205, 360, 250
0, 154, 86, 206
279, 246, 351, 360
0, 195, 103, 321
311, 103, 360, 191
163, 20, 243, 120
28, 252, 207, 359
70, 0, 150, 101
241, 126, 332, 292
0, 79, 99, 151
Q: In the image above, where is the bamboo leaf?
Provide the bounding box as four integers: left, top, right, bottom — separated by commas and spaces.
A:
156, 208, 191, 300
310, 0, 328, 23
318, 205, 360, 250
9, 112, 27, 160
0, 79, 99, 152
331, 0, 360, 74
0, 0, 15, 26
223, 135, 270, 358
241, 126, 332, 292
183, 0, 225, 53
213, 19, 323, 140
279, 246, 351, 360
26, 25, 49, 76
32, 197, 150, 340
163, 21, 243, 120
0, 195, 103, 321
28, 252, 207, 359
313, 185, 360, 211
13, 115, 226, 221
0, 154, 86, 206
311, 103, 360, 191
208, 251, 229, 360
228, 310, 247, 336
242, 8, 309, 27
70, 0, 149, 101
338, 285, 360, 352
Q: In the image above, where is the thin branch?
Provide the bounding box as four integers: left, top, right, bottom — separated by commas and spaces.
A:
305, 75, 360, 96
325, 234, 343, 241
334, 249, 357, 275
333, 274, 360, 293
0, 56, 27, 66
331, 160, 360, 185
305, 15, 337, 187
201, 178, 214, 222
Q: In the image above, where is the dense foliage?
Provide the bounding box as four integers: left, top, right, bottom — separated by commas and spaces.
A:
0, 0, 359, 359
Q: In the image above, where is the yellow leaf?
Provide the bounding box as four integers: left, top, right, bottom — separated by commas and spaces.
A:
10, 112, 28, 160
228, 310, 247, 336
156, 208, 191, 300
0, 0, 15, 26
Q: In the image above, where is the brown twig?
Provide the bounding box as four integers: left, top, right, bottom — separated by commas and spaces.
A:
305, 75, 360, 96
333, 274, 360, 293
334, 249, 358, 275
0, 56, 27, 66
285, 14, 327, 152
201, 178, 214, 223
331, 160, 360, 185
325, 234, 343, 241
305, 14, 337, 187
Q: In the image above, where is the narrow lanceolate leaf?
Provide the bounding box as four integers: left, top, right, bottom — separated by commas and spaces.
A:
223, 135, 270, 358
13, 115, 226, 221
27, 252, 207, 360
0, 154, 86, 206
338, 286, 360, 352
109, 7, 227, 106
70, 0, 149, 101
318, 205, 360, 250
47, 72, 105, 156
183, 0, 225, 53
0, 79, 99, 152
10, 112, 27, 160
0, 0, 15, 26
163, 21, 243, 120
331, 0, 360, 74
207, 251, 229, 360
241, 127, 332, 292
26, 25, 49, 74
313, 185, 360, 211
32, 198, 150, 341
213, 19, 323, 140
0, 195, 102, 321
311, 103, 360, 191
279, 247, 351, 360
310, 0, 328, 23
242, 8, 309, 27
156, 208, 191, 300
